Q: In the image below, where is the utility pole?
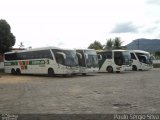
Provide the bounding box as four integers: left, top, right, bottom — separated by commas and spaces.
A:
137, 40, 139, 49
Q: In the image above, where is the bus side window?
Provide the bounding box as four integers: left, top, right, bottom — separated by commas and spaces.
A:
44, 50, 53, 59
11, 53, 17, 60
28, 52, 34, 59
101, 53, 106, 59
106, 52, 112, 59
130, 53, 136, 60
8, 54, 12, 60
97, 54, 102, 60
101, 52, 112, 59
31, 51, 39, 59
5, 54, 11, 60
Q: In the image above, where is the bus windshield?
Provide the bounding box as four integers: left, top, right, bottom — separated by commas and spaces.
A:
114, 51, 131, 66
63, 50, 79, 67
84, 50, 99, 68
52, 49, 78, 67
136, 53, 151, 64
122, 51, 131, 65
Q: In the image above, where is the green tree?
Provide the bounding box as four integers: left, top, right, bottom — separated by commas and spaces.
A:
113, 37, 123, 49
88, 40, 103, 50
104, 38, 113, 50
0, 19, 16, 54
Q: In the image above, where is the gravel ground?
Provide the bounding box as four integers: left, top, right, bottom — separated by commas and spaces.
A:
0, 68, 160, 114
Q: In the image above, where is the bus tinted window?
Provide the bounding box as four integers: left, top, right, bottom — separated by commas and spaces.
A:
114, 51, 123, 66
5, 53, 17, 60
5, 50, 53, 60
105, 52, 112, 59
29, 50, 53, 59
100, 51, 112, 59
130, 53, 136, 60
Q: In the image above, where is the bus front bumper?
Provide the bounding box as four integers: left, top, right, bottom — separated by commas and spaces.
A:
64, 66, 80, 74
115, 65, 132, 71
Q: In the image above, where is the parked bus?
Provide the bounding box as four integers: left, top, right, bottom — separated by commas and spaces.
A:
4, 47, 79, 76
76, 49, 99, 75
130, 50, 153, 71
97, 50, 132, 73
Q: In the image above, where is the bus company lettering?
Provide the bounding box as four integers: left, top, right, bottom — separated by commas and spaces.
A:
18, 60, 49, 70
29, 60, 49, 65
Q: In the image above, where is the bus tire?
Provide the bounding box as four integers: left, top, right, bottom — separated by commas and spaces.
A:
107, 66, 113, 73
48, 68, 55, 77
132, 65, 137, 71
11, 69, 16, 75
16, 68, 21, 75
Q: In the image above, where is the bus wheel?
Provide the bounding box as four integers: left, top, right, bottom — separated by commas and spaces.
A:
48, 68, 55, 77
11, 69, 16, 75
132, 65, 137, 71
107, 66, 113, 73
16, 68, 21, 75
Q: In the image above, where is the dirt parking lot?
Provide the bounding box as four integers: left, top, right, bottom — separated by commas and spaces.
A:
0, 69, 160, 114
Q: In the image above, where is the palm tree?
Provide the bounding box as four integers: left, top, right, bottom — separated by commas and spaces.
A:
104, 38, 113, 50
113, 37, 123, 49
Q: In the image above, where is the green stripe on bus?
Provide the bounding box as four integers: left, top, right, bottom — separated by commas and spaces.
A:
4, 60, 49, 66
98, 59, 106, 69
4, 61, 18, 66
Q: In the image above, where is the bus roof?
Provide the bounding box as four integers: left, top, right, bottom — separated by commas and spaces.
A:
75, 49, 96, 51
96, 49, 129, 53
130, 50, 150, 54
4, 46, 74, 54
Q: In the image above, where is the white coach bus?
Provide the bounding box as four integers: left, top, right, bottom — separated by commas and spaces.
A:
4, 47, 79, 76
76, 49, 99, 75
130, 50, 153, 71
97, 50, 132, 73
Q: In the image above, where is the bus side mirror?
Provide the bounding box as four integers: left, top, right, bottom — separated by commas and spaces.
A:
97, 54, 102, 60
76, 52, 82, 59
56, 52, 66, 59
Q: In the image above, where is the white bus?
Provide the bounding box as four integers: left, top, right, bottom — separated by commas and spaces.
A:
76, 49, 99, 75
4, 47, 79, 76
97, 50, 132, 73
130, 50, 153, 71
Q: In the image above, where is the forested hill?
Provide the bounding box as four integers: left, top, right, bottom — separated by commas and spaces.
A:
126, 38, 160, 53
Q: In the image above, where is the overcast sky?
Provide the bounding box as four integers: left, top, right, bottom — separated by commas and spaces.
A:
0, 0, 160, 49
